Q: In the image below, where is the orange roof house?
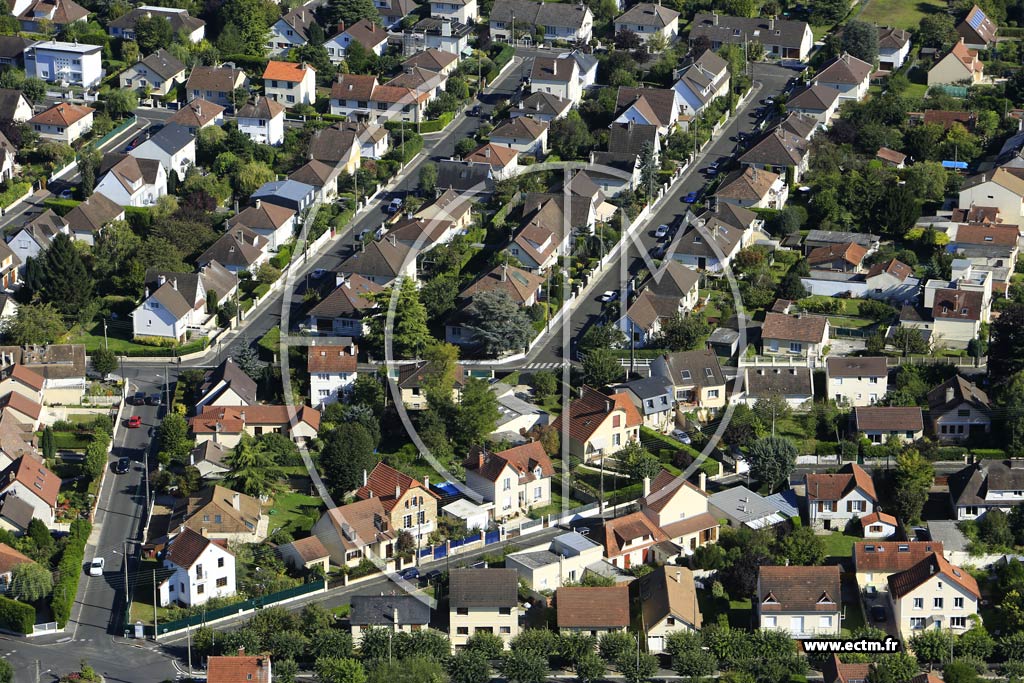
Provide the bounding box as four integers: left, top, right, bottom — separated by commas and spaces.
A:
552, 385, 641, 462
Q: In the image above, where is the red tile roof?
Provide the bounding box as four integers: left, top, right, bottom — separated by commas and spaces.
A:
0, 454, 59, 506
1, 392, 41, 421
0, 541, 32, 575
854, 541, 944, 572
552, 386, 641, 446
207, 652, 272, 683
355, 462, 438, 511
807, 241, 868, 268
865, 258, 913, 282
956, 223, 1019, 246
8, 365, 44, 392
307, 346, 357, 373
263, 60, 314, 82
887, 552, 980, 599
165, 527, 231, 570
806, 463, 877, 502
853, 406, 923, 433
761, 312, 829, 344
29, 103, 93, 127
190, 405, 320, 433
464, 442, 554, 483
556, 585, 631, 628
602, 510, 667, 557
860, 511, 898, 528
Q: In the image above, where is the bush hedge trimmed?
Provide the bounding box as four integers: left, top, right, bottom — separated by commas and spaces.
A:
52, 519, 92, 628
0, 596, 34, 634
269, 244, 293, 269
42, 198, 81, 216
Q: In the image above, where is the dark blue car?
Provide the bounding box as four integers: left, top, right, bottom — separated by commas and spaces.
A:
683, 191, 700, 203
399, 567, 420, 581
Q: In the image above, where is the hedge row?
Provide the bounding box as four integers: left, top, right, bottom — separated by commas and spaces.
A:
419, 111, 455, 134
53, 519, 92, 628
0, 182, 31, 209
43, 198, 81, 216
0, 595, 34, 634
269, 244, 293, 269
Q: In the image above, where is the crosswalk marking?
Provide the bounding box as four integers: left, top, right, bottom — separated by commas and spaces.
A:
523, 362, 565, 369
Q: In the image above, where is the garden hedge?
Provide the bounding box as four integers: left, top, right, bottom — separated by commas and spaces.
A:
52, 519, 92, 628
0, 596, 34, 634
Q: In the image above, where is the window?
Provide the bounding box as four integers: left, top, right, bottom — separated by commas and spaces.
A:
215, 515, 222, 524
666, 617, 675, 626
966, 506, 978, 516
203, 515, 210, 522
196, 565, 203, 579
534, 486, 542, 500
180, 583, 185, 593
954, 597, 964, 609
763, 616, 777, 627
319, 390, 331, 397
456, 607, 469, 615
504, 478, 511, 491
958, 409, 970, 417
819, 616, 833, 628
417, 511, 425, 524
708, 389, 719, 398
217, 558, 224, 568
934, 598, 943, 609
403, 514, 412, 528
500, 626, 511, 634
216, 577, 227, 587
499, 607, 511, 615
789, 342, 802, 353
197, 584, 205, 594
951, 617, 967, 628
612, 433, 621, 447
913, 598, 924, 610
457, 627, 469, 635
612, 415, 621, 428
910, 617, 926, 629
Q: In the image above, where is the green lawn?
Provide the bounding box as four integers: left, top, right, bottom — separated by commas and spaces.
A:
857, 0, 946, 29
528, 489, 566, 519
841, 599, 866, 636
697, 590, 752, 629
828, 315, 876, 329
70, 320, 207, 355
821, 532, 861, 558
129, 559, 176, 626
267, 489, 324, 535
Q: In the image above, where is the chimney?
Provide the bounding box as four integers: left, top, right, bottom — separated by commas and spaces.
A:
392, 606, 399, 627
232, 492, 240, 510
699, 471, 707, 491
501, 264, 507, 281
255, 198, 261, 210
642, 476, 651, 497
200, 527, 208, 537
158, 274, 166, 287
172, 278, 178, 290
238, 647, 245, 657
395, 484, 401, 499
423, 475, 429, 489
674, 570, 681, 583
389, 234, 397, 246
605, 399, 612, 412
240, 410, 246, 425
769, 15, 775, 30
363, 469, 368, 487
712, 12, 718, 25
946, 387, 954, 404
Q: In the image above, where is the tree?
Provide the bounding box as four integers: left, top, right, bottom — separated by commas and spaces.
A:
9, 561, 53, 602
583, 348, 622, 387
0, 659, 11, 683
618, 441, 662, 482
776, 271, 808, 300
232, 160, 276, 198
2, 303, 67, 345
220, 0, 277, 55
942, 661, 979, 683
598, 631, 635, 662
575, 653, 605, 683
658, 313, 709, 351
449, 650, 490, 683
315, 657, 367, 683
105, 89, 139, 118
776, 526, 825, 566
41, 426, 55, 460
638, 141, 657, 198
352, 374, 385, 414
226, 434, 285, 497
157, 413, 192, 463
91, 347, 118, 377
320, 422, 377, 497
617, 652, 659, 683
918, 13, 958, 49
841, 21, 879, 64
753, 394, 791, 427
614, 29, 641, 50
531, 371, 557, 399
464, 290, 534, 357
909, 629, 955, 667
956, 625, 995, 661
454, 377, 500, 448
810, 0, 848, 24
891, 326, 928, 357
326, 0, 381, 28
747, 436, 798, 492
991, 303, 1024, 380
894, 450, 933, 525
234, 340, 263, 380
500, 649, 548, 683
366, 658, 448, 683
549, 110, 594, 160
134, 14, 174, 54
465, 631, 505, 659
29, 233, 94, 319
368, 278, 431, 358
419, 162, 437, 194
979, 508, 1014, 547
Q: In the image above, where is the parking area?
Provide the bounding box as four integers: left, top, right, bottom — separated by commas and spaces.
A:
860, 585, 901, 638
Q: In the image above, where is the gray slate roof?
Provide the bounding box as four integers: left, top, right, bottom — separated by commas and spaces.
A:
350, 594, 431, 626
137, 48, 185, 81
689, 12, 809, 50
449, 568, 519, 608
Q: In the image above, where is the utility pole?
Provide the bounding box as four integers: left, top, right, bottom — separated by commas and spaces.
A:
164, 363, 169, 408
103, 319, 108, 350
187, 625, 193, 676
123, 539, 129, 633
152, 569, 158, 637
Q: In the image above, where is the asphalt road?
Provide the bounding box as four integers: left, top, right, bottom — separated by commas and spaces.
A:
518, 61, 795, 370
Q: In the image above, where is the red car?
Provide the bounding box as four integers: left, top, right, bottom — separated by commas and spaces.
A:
127, 415, 142, 428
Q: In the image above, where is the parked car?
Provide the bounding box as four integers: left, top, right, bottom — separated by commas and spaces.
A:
147, 393, 161, 406
115, 457, 131, 474
655, 224, 670, 238
386, 197, 403, 214
133, 391, 146, 405
88, 557, 104, 576
127, 415, 142, 428
468, 105, 481, 116
423, 569, 442, 582
59, 188, 74, 200
311, 268, 328, 279
683, 191, 700, 204
598, 290, 618, 303
399, 567, 420, 581
870, 605, 886, 622
672, 429, 691, 444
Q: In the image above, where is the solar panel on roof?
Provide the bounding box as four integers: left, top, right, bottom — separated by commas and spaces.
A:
968, 9, 985, 29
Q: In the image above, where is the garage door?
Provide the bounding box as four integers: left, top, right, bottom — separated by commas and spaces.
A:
647, 636, 663, 653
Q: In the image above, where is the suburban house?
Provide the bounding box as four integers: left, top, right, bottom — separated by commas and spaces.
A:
225, 200, 296, 251
308, 123, 362, 172
327, 19, 390, 60
865, 259, 919, 302
0, 455, 59, 527
349, 595, 431, 647
786, 84, 841, 126
158, 528, 236, 607
928, 38, 985, 86
614, 87, 679, 135
130, 123, 197, 180
713, 167, 787, 209
263, 60, 317, 106
805, 463, 878, 532
887, 551, 980, 639
464, 143, 519, 180
29, 103, 93, 143
825, 356, 889, 407
807, 241, 868, 272
959, 167, 1024, 225
618, 376, 675, 433
948, 223, 1019, 270
739, 127, 811, 185
505, 531, 605, 590
131, 278, 197, 343
931, 288, 984, 348
403, 47, 458, 76
878, 26, 912, 71
601, 510, 668, 569
0, 392, 41, 431
742, 370, 811, 407
196, 227, 268, 274
551, 385, 642, 462
639, 469, 719, 556
688, 13, 814, 61
94, 154, 167, 208
957, 4, 997, 49
107, 5, 204, 40
529, 55, 580, 104
614, 3, 679, 44
312, 499, 397, 567
188, 442, 230, 479
0, 542, 32, 592
708, 485, 790, 529
185, 64, 249, 108
853, 406, 925, 444
401, 17, 474, 56
0, 89, 32, 123
463, 442, 554, 519
651, 349, 728, 416
268, 4, 319, 54
355, 462, 439, 540
237, 97, 286, 146
196, 359, 257, 409
639, 566, 702, 653
556, 586, 630, 637
189, 404, 321, 446
619, 261, 700, 348
510, 92, 573, 122
859, 512, 899, 539
489, 117, 549, 156
757, 565, 842, 638
64, 193, 124, 245
328, 73, 431, 124
119, 49, 187, 97
805, 230, 880, 254
395, 360, 467, 409
449, 568, 520, 648
429, 0, 478, 24
760, 312, 830, 357
306, 273, 384, 337
167, 97, 226, 134
173, 484, 267, 543
277, 536, 330, 574
11, 0, 86, 32
488, 0, 594, 43
0, 365, 46, 405
376, 0, 418, 27
206, 652, 271, 683
308, 341, 358, 407
0, 37, 30, 68
340, 237, 416, 286
949, 458, 1024, 520
23, 40, 101, 87
815, 53, 873, 102
853, 540, 945, 593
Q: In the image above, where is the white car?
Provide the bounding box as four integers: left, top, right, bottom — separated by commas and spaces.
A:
598, 291, 618, 303
655, 224, 670, 238
88, 557, 104, 576
672, 429, 691, 445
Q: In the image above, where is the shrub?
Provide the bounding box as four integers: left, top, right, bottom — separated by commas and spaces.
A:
42, 198, 81, 216
0, 596, 34, 633
52, 520, 91, 627
269, 245, 293, 269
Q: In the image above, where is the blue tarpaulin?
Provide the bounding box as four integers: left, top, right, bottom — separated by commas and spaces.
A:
942, 160, 968, 170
